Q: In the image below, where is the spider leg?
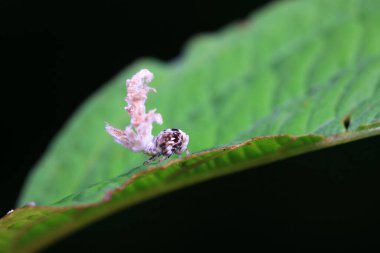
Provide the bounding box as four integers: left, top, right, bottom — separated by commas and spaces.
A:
143, 154, 160, 165
158, 153, 172, 162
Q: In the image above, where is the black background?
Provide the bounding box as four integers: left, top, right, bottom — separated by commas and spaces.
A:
2, 0, 380, 251
0, 0, 270, 213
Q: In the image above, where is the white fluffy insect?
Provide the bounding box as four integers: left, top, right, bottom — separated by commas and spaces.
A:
105, 69, 189, 165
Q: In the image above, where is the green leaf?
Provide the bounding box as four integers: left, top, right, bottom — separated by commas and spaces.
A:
2, 0, 380, 251
18, 0, 380, 207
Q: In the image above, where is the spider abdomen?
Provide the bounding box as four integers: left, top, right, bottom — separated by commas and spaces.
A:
154, 128, 189, 158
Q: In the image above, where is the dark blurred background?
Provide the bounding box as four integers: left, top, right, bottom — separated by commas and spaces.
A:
2, 1, 380, 251
0, 0, 271, 213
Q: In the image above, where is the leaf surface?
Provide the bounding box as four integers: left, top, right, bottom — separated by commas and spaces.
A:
19, 0, 380, 206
